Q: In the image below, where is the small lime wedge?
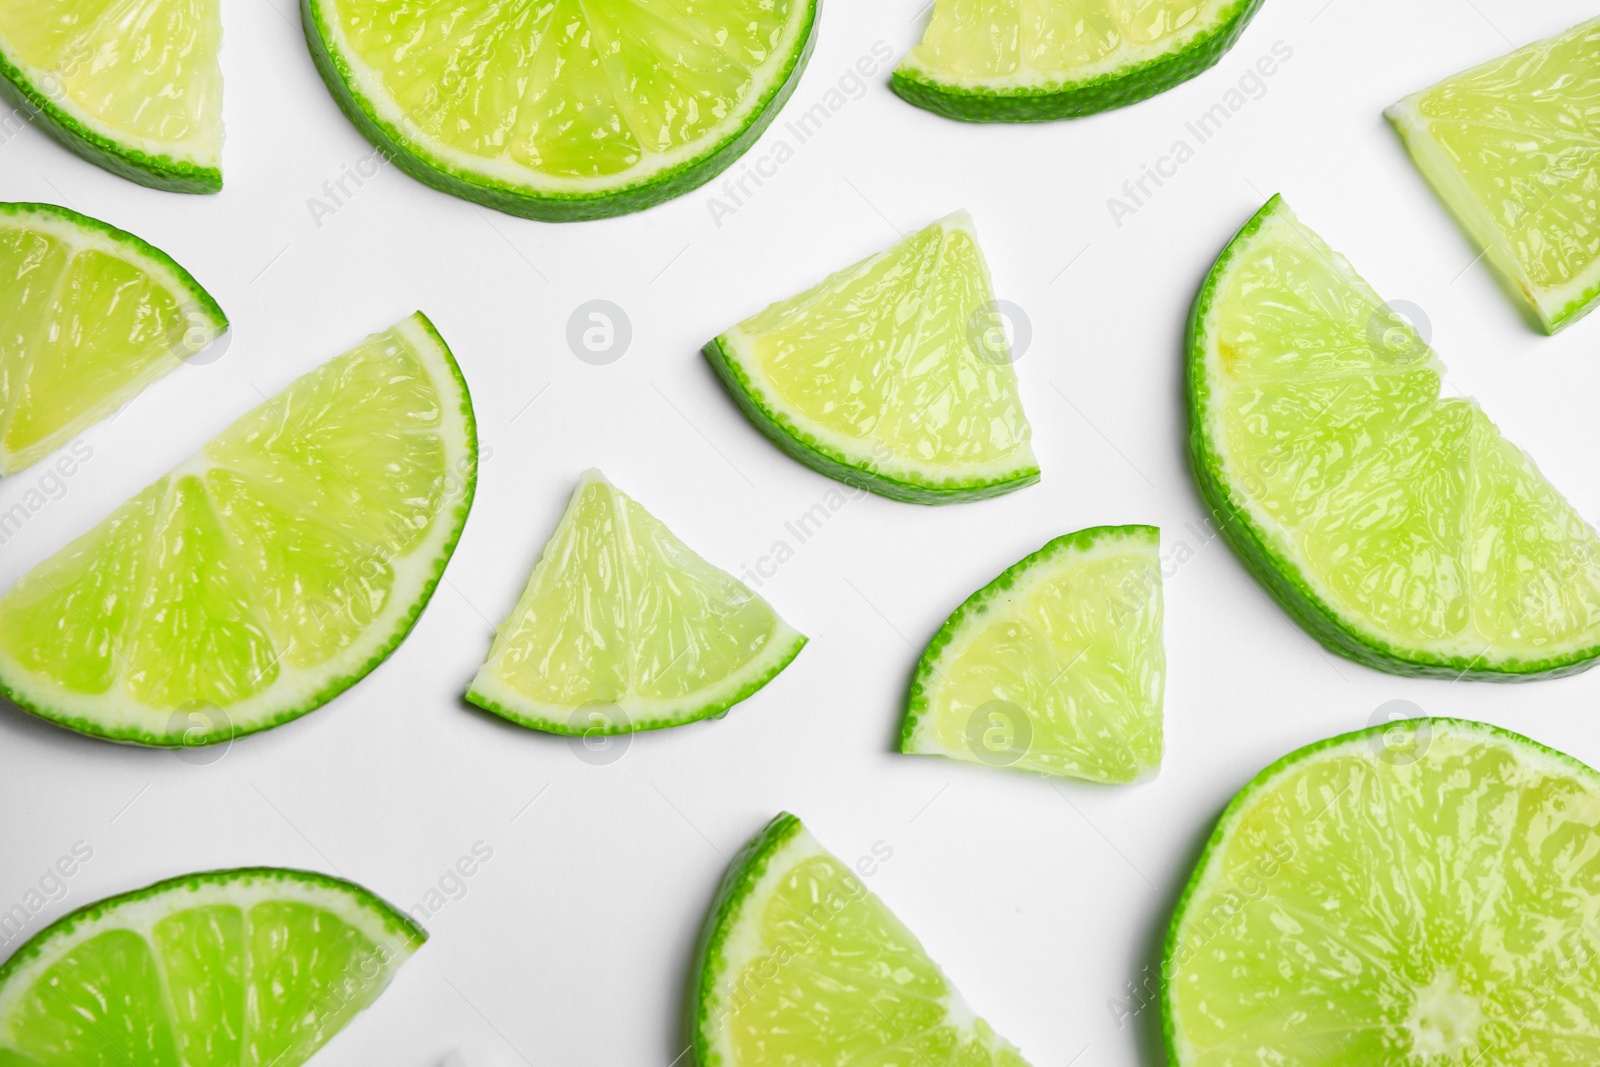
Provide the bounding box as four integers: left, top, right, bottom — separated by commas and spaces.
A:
691, 813, 1032, 1067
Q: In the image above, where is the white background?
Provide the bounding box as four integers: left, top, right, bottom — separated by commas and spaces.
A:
3, 0, 1599, 1064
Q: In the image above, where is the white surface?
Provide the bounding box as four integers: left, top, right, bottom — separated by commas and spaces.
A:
2, 1, 1598, 1064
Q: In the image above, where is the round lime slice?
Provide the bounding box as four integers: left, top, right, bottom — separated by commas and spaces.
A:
705, 212, 1038, 503
0, 313, 477, 746
0, 202, 226, 475
1190, 195, 1600, 678
1387, 16, 1600, 333
301, 0, 818, 221
466, 470, 805, 735
1164, 717, 1600, 1066
902, 525, 1164, 782
691, 812, 1032, 1066
892, 0, 1263, 121
0, 867, 422, 1065
0, 0, 222, 191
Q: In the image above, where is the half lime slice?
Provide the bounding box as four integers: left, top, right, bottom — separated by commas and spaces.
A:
691, 813, 1032, 1066
1388, 16, 1600, 333
893, 0, 1263, 121
0, 202, 226, 475
466, 470, 805, 735
0, 867, 422, 1065
0, 0, 222, 191
902, 525, 1163, 782
302, 0, 818, 220
0, 313, 476, 745
1165, 717, 1600, 1066
1190, 196, 1600, 678
705, 212, 1038, 503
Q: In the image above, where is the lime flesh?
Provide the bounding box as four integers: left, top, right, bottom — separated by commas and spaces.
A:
302, 0, 817, 220
1388, 16, 1600, 332
0, 0, 221, 191
0, 202, 225, 474
706, 212, 1038, 503
1189, 196, 1600, 678
1165, 718, 1600, 1067
0, 868, 422, 1066
0, 313, 476, 745
691, 813, 1032, 1067
466, 470, 805, 734
903, 525, 1164, 782
893, 0, 1263, 120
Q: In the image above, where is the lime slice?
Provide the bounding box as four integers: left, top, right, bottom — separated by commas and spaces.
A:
0, 313, 476, 746
0, 867, 422, 1065
705, 212, 1038, 504
1164, 717, 1600, 1066
466, 470, 804, 734
902, 525, 1163, 782
0, 202, 226, 475
0, 0, 222, 191
1190, 196, 1600, 678
892, 0, 1263, 121
691, 813, 1032, 1066
1388, 17, 1600, 333
302, 0, 818, 221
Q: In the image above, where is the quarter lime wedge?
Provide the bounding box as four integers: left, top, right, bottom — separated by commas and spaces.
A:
902, 525, 1164, 782
691, 813, 1032, 1067
466, 470, 804, 735
0, 202, 226, 475
0, 0, 222, 191
893, 0, 1263, 121
1388, 17, 1600, 333
1190, 196, 1600, 678
0, 867, 422, 1066
302, 0, 818, 221
1165, 718, 1600, 1067
0, 313, 476, 745
705, 212, 1038, 503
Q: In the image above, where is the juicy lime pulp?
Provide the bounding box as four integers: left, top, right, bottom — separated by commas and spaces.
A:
1164, 718, 1600, 1067
690, 813, 1031, 1067
0, 0, 222, 191
1387, 16, 1600, 334
466, 470, 805, 735
705, 212, 1038, 503
892, 0, 1263, 121
302, 0, 818, 220
0, 312, 476, 746
0, 867, 423, 1066
902, 525, 1164, 783
0, 202, 226, 474
1189, 196, 1600, 678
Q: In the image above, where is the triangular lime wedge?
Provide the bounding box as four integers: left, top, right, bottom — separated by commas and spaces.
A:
466, 470, 805, 734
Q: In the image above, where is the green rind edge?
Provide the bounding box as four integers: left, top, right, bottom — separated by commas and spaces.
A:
0, 50, 219, 193
462, 631, 808, 736
686, 811, 805, 1067
703, 335, 1040, 504
900, 524, 1159, 751
889, 0, 1262, 122
0, 311, 479, 746
1158, 716, 1600, 1067
1186, 195, 1600, 680
0, 865, 427, 995
300, 0, 819, 221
